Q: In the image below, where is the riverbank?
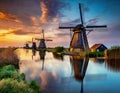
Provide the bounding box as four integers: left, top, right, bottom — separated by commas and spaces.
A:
0, 48, 41, 93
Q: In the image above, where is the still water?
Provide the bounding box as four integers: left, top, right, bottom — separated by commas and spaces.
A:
15, 48, 120, 93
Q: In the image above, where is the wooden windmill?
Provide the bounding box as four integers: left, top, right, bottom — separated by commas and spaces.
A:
35, 29, 52, 49
26, 38, 37, 49
25, 42, 29, 49
28, 38, 37, 49
59, 3, 107, 52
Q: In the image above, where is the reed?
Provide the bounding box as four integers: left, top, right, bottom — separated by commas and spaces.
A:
0, 47, 19, 67
107, 46, 120, 59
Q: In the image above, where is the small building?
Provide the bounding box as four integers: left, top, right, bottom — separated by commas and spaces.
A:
90, 44, 107, 52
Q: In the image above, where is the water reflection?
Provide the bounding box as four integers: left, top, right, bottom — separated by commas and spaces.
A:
39, 50, 46, 70
70, 56, 89, 81
90, 58, 104, 64
106, 59, 120, 72
90, 58, 120, 72
70, 56, 89, 93
39, 50, 46, 60
52, 52, 64, 60
32, 49, 46, 70
32, 49, 36, 60
16, 49, 120, 93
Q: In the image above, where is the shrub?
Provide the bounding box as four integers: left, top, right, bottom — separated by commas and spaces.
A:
0, 65, 41, 93
53, 46, 65, 53
29, 80, 40, 92
0, 65, 19, 80
0, 78, 41, 93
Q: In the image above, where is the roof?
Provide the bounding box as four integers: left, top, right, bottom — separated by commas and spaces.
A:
91, 43, 103, 49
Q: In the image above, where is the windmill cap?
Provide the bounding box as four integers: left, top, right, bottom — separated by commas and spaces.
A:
73, 24, 84, 31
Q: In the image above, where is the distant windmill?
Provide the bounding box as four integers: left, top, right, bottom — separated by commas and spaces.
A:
27, 38, 37, 49
59, 3, 107, 52
35, 29, 52, 49
25, 42, 29, 49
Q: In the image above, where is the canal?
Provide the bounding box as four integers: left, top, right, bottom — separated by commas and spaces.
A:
15, 48, 120, 93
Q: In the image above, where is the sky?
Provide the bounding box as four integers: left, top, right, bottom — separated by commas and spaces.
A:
0, 0, 120, 48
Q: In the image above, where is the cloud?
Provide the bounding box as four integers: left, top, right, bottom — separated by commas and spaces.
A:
86, 18, 99, 25
84, 7, 90, 12
109, 24, 120, 32
55, 32, 70, 37
0, 0, 69, 33
40, 0, 69, 23
0, 28, 21, 36
40, 1, 48, 23
0, 0, 41, 26
0, 12, 21, 23
0, 28, 37, 36
59, 18, 99, 27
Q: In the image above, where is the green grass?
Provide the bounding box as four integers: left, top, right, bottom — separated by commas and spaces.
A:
0, 65, 19, 80
0, 65, 41, 93
89, 52, 104, 58
0, 78, 41, 93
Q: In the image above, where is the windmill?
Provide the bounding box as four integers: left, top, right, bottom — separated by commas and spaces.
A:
24, 38, 36, 49
27, 38, 37, 49
59, 3, 107, 52
25, 41, 29, 49
35, 29, 52, 49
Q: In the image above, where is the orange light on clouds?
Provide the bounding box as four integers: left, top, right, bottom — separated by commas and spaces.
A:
0, 29, 32, 47
0, 12, 21, 23
40, 1, 48, 23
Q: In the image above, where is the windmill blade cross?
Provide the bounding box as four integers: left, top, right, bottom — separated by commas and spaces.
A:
59, 26, 74, 29
45, 39, 53, 41
79, 3, 84, 25
35, 38, 42, 41
86, 25, 107, 28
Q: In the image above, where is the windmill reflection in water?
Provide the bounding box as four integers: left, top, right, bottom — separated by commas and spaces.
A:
70, 55, 89, 93
32, 49, 46, 70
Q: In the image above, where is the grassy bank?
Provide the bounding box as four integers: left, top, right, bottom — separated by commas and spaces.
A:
0, 65, 41, 93
50, 46, 105, 57
88, 52, 104, 58
52, 46, 65, 55
0, 48, 41, 93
